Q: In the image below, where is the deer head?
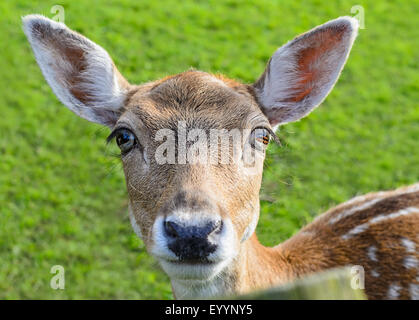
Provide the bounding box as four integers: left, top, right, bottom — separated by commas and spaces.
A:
23, 15, 358, 297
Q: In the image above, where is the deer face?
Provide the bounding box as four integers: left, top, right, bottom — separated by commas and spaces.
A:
118, 72, 269, 280
23, 15, 358, 282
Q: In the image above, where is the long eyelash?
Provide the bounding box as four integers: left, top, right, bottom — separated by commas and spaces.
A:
253, 126, 280, 145
106, 127, 133, 144
266, 128, 281, 145
106, 130, 119, 144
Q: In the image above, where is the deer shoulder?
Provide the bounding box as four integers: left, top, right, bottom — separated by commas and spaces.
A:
279, 183, 419, 299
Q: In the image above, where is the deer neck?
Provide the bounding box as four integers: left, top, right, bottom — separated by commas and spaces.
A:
170, 233, 293, 299
232, 234, 293, 294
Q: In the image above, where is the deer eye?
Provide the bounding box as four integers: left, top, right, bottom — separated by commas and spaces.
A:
115, 129, 137, 153
250, 128, 270, 151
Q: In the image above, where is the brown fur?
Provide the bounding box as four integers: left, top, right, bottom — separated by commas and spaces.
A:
280, 186, 419, 299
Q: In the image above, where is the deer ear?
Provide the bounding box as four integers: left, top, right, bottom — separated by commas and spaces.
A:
253, 17, 359, 126
22, 14, 131, 127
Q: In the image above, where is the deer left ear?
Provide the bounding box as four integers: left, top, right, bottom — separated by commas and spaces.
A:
253, 17, 359, 126
22, 14, 131, 127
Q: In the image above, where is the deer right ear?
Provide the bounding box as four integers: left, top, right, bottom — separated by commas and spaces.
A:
253, 17, 359, 127
22, 14, 131, 127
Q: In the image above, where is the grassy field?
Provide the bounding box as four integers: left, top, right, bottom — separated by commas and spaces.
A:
0, 0, 418, 299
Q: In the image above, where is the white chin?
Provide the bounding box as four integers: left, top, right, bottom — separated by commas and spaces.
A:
159, 259, 230, 281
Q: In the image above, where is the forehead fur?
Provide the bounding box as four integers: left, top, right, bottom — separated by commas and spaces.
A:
123, 70, 267, 131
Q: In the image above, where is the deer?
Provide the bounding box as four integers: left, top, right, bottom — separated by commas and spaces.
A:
23, 14, 419, 300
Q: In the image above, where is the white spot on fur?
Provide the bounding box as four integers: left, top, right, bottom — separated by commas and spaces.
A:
329, 198, 383, 225
367, 246, 378, 262
410, 283, 419, 300
387, 283, 402, 299
342, 207, 419, 240
369, 207, 419, 224
403, 256, 419, 270
401, 238, 416, 253
341, 225, 368, 240
371, 270, 380, 278
338, 194, 367, 207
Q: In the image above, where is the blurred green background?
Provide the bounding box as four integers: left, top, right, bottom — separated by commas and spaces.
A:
0, 0, 418, 299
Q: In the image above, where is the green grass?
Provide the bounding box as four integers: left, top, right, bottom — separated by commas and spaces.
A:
0, 0, 418, 299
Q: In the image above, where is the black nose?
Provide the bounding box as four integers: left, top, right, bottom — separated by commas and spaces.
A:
164, 220, 223, 262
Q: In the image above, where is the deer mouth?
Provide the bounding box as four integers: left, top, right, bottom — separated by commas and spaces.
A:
158, 257, 229, 281
169, 258, 216, 265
